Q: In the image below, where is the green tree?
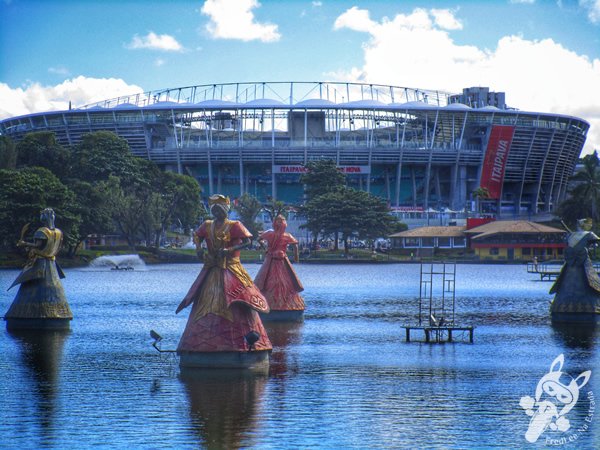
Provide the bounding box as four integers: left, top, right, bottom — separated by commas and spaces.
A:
139, 170, 202, 248
571, 152, 600, 222
303, 187, 399, 256
233, 193, 264, 239
161, 172, 202, 233
16, 132, 70, 179
97, 175, 147, 249
65, 179, 115, 256
390, 220, 409, 234
70, 131, 137, 182
0, 167, 80, 249
0, 136, 17, 170
300, 159, 346, 201
264, 197, 290, 221
300, 159, 347, 245
198, 200, 211, 222
557, 151, 600, 229
472, 186, 491, 214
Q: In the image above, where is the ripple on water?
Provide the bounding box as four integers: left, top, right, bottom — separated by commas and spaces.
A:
0, 263, 598, 448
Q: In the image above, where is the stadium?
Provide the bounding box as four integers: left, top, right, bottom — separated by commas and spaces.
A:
0, 81, 589, 217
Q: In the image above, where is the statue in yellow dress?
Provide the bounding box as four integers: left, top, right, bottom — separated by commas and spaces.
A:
4, 208, 73, 330
176, 195, 271, 370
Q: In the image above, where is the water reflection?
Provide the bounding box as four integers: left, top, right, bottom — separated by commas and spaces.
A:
265, 322, 303, 378
551, 322, 598, 349
179, 370, 267, 449
8, 329, 70, 447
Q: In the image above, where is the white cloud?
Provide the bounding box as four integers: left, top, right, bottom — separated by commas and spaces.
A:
332, 7, 600, 155
580, 0, 600, 23
0, 76, 144, 119
333, 6, 376, 33
431, 8, 463, 30
201, 0, 281, 42
312, 1, 322, 6
154, 58, 166, 67
126, 32, 183, 51
510, 0, 535, 4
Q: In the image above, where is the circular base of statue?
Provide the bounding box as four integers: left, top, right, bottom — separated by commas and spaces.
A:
5, 317, 71, 331
178, 350, 270, 371
551, 312, 600, 324
260, 310, 304, 323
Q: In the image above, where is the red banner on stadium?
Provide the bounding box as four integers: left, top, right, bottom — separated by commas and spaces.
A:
479, 125, 515, 199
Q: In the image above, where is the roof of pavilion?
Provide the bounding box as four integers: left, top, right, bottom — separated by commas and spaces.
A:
390, 226, 467, 238
465, 220, 566, 240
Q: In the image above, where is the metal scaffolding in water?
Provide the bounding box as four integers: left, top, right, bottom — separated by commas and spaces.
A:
419, 261, 456, 326
403, 261, 474, 343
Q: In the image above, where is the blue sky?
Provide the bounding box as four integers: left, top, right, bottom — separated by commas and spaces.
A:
1, 0, 600, 153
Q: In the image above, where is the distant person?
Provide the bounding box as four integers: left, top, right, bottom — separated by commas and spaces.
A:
254, 215, 305, 321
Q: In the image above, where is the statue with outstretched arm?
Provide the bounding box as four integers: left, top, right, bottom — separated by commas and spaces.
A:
5, 208, 73, 330
550, 218, 600, 323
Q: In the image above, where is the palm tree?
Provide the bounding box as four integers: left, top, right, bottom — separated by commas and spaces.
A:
556, 151, 600, 230
570, 152, 600, 222
472, 186, 491, 215
233, 193, 264, 239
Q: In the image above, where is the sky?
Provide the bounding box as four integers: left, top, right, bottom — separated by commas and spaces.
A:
1, 0, 600, 155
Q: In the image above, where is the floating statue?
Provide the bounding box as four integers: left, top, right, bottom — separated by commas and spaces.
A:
254, 215, 305, 322
176, 195, 272, 370
4, 208, 73, 330
550, 218, 600, 323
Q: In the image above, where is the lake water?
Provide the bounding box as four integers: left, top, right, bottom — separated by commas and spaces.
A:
0, 263, 598, 449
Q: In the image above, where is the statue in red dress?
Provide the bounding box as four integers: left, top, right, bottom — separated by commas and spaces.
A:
254, 215, 305, 322
176, 195, 272, 370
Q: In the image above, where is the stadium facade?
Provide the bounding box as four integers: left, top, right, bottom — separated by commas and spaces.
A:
0, 82, 589, 215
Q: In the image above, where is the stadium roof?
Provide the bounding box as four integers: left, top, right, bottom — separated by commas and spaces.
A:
0, 81, 590, 128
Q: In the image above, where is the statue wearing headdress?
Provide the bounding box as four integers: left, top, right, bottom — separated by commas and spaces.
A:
254, 214, 305, 322
176, 195, 272, 368
4, 208, 73, 330
550, 218, 600, 323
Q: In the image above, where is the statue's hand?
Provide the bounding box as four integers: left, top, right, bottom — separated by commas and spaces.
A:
17, 240, 27, 247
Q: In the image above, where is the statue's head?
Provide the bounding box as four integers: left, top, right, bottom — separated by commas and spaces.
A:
273, 214, 287, 232
577, 218, 593, 231
208, 194, 230, 220
40, 208, 56, 229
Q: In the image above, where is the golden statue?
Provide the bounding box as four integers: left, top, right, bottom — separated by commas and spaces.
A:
175, 195, 271, 369
4, 208, 73, 330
